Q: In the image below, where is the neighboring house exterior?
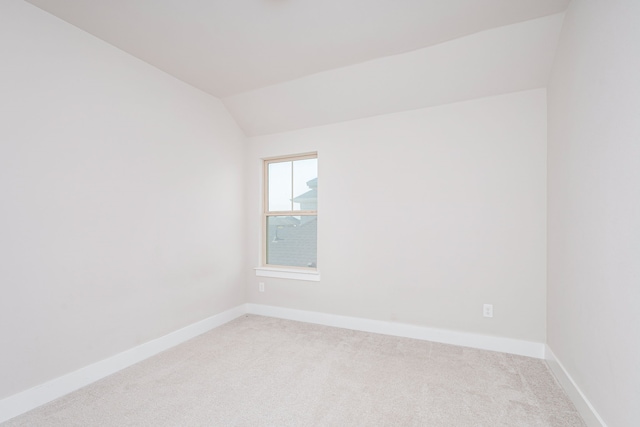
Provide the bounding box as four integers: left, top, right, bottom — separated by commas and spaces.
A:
266, 177, 317, 268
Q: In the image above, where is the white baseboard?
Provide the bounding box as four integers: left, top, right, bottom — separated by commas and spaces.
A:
246, 303, 545, 359
545, 345, 607, 427
0, 302, 552, 424
0, 304, 247, 424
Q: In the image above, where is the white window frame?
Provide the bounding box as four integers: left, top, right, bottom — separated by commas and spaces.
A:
255, 152, 320, 282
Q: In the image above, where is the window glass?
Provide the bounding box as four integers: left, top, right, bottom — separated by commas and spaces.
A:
292, 158, 317, 211
268, 161, 292, 211
266, 215, 317, 268
264, 154, 317, 269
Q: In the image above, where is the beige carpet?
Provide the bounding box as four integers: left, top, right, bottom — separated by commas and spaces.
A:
3, 315, 585, 426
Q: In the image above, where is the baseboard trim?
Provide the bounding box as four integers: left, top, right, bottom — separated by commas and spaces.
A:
0, 303, 551, 424
246, 303, 545, 359
545, 345, 607, 427
0, 304, 247, 424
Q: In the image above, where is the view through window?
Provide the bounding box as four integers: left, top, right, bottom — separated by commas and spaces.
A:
264, 154, 317, 269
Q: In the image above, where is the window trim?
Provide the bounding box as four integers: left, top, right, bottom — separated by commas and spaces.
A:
260, 152, 318, 277
254, 266, 320, 282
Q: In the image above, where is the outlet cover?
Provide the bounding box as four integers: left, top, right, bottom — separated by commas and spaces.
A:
483, 304, 493, 318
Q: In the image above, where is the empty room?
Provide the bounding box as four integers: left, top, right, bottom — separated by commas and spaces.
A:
0, 0, 638, 426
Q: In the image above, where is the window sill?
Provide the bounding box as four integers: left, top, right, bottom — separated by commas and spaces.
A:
254, 267, 320, 282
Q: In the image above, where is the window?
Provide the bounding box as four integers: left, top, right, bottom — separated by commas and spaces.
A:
262, 153, 317, 274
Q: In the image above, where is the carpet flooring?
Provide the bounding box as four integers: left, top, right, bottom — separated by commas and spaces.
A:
3, 315, 585, 426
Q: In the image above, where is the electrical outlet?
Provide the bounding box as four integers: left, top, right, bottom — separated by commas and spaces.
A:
483, 304, 493, 318
259, 282, 265, 292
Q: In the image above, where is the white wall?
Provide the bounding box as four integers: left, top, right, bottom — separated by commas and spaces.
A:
0, 0, 246, 399
247, 89, 547, 343
547, 0, 640, 426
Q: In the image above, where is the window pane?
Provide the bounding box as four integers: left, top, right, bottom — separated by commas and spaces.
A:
266, 215, 317, 268
268, 161, 292, 211
292, 158, 317, 211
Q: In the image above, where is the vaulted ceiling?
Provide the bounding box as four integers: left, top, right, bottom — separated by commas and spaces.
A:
24, 0, 571, 135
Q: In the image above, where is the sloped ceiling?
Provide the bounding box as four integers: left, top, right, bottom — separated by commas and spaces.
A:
24, 0, 570, 136
225, 14, 565, 136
